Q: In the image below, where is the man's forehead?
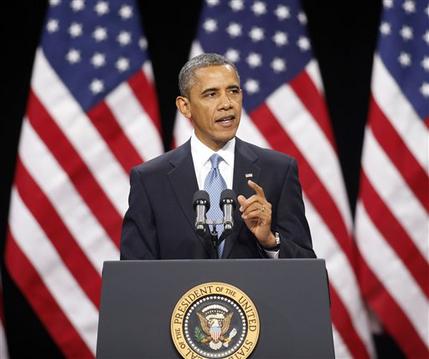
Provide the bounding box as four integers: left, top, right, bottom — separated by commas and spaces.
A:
194, 64, 237, 77
193, 65, 240, 87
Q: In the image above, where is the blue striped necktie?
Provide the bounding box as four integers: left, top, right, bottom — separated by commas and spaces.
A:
204, 153, 227, 258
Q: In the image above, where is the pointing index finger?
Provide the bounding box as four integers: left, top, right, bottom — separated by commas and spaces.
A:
248, 180, 265, 197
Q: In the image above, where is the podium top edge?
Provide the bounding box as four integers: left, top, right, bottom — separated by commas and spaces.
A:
102, 258, 325, 265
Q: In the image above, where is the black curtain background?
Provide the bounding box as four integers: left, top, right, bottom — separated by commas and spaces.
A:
0, 0, 404, 357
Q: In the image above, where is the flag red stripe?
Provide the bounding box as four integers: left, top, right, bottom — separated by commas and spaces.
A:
14, 158, 102, 306
87, 101, 143, 173
329, 285, 370, 359
360, 172, 429, 297
358, 252, 429, 358
370, 97, 429, 212
5, 234, 94, 359
128, 71, 162, 133
27, 91, 122, 245
289, 71, 336, 150
250, 104, 354, 265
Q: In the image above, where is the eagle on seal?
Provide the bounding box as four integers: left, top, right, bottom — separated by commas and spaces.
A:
196, 311, 234, 349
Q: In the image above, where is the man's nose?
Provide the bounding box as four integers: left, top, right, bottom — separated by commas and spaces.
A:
219, 93, 232, 109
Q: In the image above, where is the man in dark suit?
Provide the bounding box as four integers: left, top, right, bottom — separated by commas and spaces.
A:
120, 53, 315, 260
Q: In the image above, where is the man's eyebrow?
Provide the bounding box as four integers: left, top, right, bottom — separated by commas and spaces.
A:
200, 85, 240, 95
200, 87, 218, 95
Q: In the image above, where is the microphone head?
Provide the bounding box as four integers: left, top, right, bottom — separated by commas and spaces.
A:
193, 190, 210, 210
220, 189, 236, 208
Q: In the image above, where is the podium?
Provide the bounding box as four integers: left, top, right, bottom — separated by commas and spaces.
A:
96, 259, 334, 358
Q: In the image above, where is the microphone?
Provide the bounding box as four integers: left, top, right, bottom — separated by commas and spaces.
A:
193, 190, 210, 234
220, 189, 236, 233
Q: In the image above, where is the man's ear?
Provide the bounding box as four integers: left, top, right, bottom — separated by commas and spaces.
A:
176, 96, 191, 119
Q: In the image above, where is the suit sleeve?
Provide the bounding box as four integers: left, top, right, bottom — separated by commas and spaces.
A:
120, 168, 159, 260
276, 159, 316, 258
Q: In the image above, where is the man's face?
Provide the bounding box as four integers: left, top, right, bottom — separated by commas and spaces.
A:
177, 64, 243, 151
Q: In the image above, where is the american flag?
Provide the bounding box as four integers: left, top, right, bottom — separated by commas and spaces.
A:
355, 0, 429, 357
173, 0, 375, 357
4, 0, 163, 357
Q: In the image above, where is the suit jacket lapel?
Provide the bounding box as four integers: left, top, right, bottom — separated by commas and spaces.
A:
222, 138, 260, 258
168, 141, 215, 257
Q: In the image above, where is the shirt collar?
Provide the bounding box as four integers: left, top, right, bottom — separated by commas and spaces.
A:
191, 132, 235, 167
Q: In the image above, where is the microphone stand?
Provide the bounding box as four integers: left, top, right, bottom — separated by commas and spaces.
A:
206, 220, 222, 259
209, 226, 220, 259
203, 220, 232, 259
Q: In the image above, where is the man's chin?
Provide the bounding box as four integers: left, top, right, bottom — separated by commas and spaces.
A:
215, 133, 237, 146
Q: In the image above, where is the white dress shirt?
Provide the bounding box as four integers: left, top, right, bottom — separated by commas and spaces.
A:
190, 133, 279, 258
191, 133, 235, 190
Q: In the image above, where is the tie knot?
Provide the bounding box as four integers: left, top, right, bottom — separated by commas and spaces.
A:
209, 153, 223, 169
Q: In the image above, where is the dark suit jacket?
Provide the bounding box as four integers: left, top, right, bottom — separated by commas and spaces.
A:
120, 138, 316, 259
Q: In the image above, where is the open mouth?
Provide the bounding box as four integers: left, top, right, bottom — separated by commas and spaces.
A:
215, 115, 235, 125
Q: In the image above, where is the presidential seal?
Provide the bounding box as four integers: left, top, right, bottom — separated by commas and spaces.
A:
171, 282, 260, 359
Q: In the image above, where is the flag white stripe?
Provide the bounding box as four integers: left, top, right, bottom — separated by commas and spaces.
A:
173, 113, 193, 146
32, 49, 129, 216
106, 80, 164, 161
355, 201, 429, 346
362, 128, 428, 258
304, 195, 375, 357
372, 55, 428, 170
0, 323, 8, 359
267, 84, 352, 229
9, 189, 99, 354
142, 60, 155, 84
306, 60, 324, 93
0, 271, 8, 359
332, 326, 353, 359
19, 120, 119, 273
237, 110, 271, 148
190, 41, 204, 59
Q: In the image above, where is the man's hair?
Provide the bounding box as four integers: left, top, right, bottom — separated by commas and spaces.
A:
178, 53, 240, 97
